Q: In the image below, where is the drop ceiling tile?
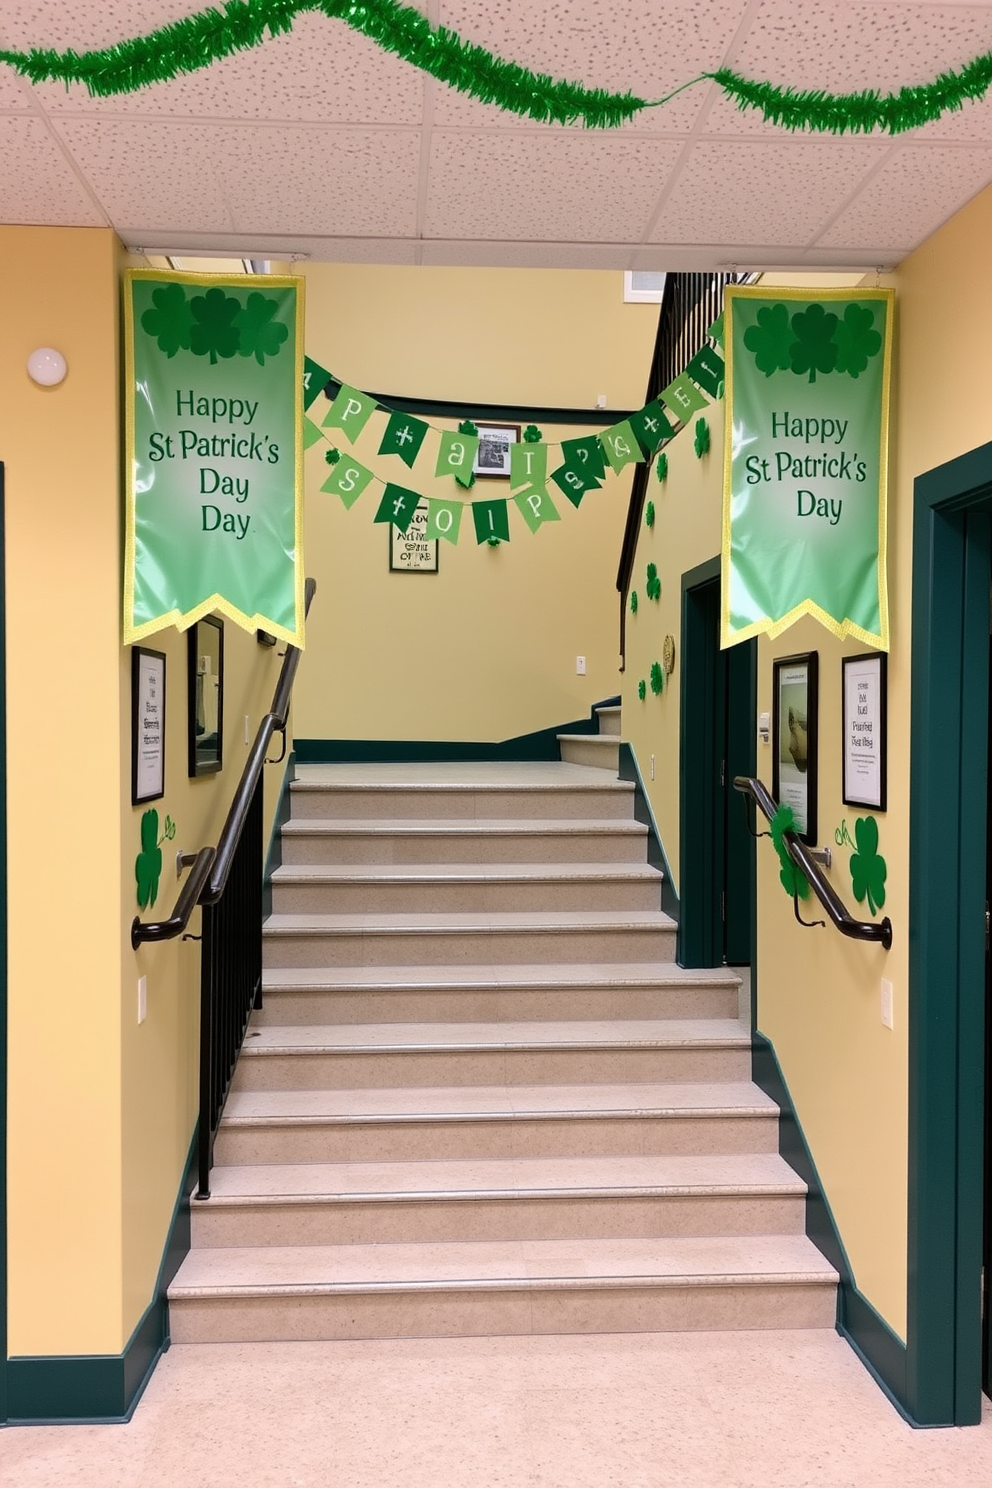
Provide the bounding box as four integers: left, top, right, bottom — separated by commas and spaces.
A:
31, 14, 425, 126
0, 69, 31, 108
420, 240, 640, 269
433, 0, 750, 133
427, 131, 682, 241
0, 1, 217, 48
0, 115, 104, 224
817, 143, 992, 250
650, 137, 887, 247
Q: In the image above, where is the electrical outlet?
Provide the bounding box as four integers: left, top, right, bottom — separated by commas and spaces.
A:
137, 975, 147, 1025
576, 656, 586, 675
880, 978, 894, 1029
650, 753, 655, 780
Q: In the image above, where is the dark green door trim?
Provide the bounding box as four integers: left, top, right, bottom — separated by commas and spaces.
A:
909, 440, 992, 1425
680, 559, 724, 967
0, 465, 7, 1424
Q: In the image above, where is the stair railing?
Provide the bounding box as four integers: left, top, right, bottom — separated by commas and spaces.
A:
734, 775, 892, 952
132, 577, 316, 1196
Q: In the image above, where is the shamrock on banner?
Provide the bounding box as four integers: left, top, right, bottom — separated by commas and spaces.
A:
379, 410, 428, 468
322, 382, 377, 442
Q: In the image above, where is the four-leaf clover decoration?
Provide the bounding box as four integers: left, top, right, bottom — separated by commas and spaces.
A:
849, 815, 887, 915
189, 287, 243, 365
140, 282, 193, 358
789, 303, 839, 383
236, 291, 289, 365
834, 303, 882, 377
135, 808, 163, 910
743, 302, 792, 377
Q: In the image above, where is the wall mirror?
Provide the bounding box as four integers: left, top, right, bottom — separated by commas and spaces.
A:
188, 615, 224, 776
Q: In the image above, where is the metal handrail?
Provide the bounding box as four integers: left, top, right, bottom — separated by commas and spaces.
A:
131, 577, 316, 949
734, 775, 892, 951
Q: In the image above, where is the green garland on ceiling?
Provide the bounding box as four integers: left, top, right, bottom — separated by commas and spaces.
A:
2, 0, 992, 135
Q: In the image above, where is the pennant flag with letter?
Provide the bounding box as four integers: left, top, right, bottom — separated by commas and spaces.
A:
426, 498, 464, 544
686, 346, 725, 398
629, 399, 674, 455
722, 286, 892, 650
707, 312, 725, 348
374, 483, 421, 534
560, 433, 607, 480
302, 355, 332, 411
472, 498, 510, 545
662, 373, 708, 425
322, 382, 377, 441
550, 460, 602, 508
378, 410, 428, 468
599, 421, 643, 474
321, 454, 374, 509
510, 440, 548, 491
514, 488, 561, 533
435, 429, 479, 483
303, 416, 325, 449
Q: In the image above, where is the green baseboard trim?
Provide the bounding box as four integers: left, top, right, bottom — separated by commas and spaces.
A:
751, 1032, 914, 1421
262, 750, 296, 923
5, 1131, 199, 1425
295, 700, 621, 765
617, 742, 679, 927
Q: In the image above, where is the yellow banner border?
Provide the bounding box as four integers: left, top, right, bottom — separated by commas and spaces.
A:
721, 284, 894, 652
122, 267, 306, 648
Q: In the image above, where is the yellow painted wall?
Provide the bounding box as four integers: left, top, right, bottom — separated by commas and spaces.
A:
3, 227, 294, 1356
294, 265, 658, 742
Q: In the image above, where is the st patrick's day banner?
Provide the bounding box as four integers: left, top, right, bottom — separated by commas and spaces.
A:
124, 270, 305, 647
722, 286, 893, 651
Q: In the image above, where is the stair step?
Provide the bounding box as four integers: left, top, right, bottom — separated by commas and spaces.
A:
167, 1234, 838, 1342
255, 962, 742, 1026
595, 705, 621, 737
290, 763, 634, 821
262, 909, 678, 968
557, 735, 620, 771
231, 1018, 750, 1091
192, 1153, 806, 1247
279, 818, 649, 866
270, 862, 663, 914
214, 1082, 781, 1164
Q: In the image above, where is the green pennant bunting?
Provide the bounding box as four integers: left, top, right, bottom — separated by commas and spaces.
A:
560, 433, 607, 480
629, 399, 675, 454
472, 498, 510, 545
550, 460, 602, 508
599, 420, 644, 473
686, 346, 725, 398
662, 372, 708, 424
510, 440, 548, 491
514, 487, 561, 533
302, 355, 332, 411
707, 312, 725, 348
378, 410, 428, 468
374, 483, 421, 534
322, 382, 377, 441
321, 454, 374, 510
426, 498, 464, 544
435, 428, 479, 483
303, 416, 325, 449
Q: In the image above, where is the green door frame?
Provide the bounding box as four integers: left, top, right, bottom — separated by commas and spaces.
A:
0, 465, 8, 1423
909, 441, 992, 1425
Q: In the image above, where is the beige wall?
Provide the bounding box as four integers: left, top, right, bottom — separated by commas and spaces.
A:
294, 265, 658, 743
3, 227, 292, 1355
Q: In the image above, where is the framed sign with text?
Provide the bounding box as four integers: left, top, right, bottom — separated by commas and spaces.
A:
132, 646, 166, 805
389, 499, 438, 573
772, 652, 819, 845
842, 652, 887, 811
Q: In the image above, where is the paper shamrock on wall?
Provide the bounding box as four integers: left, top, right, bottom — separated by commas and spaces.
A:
694, 418, 710, 458
135, 808, 164, 910
637, 679, 646, 701
645, 563, 661, 601
650, 661, 664, 695
630, 590, 638, 614
769, 804, 810, 901
645, 501, 655, 528
849, 815, 887, 915
655, 452, 668, 483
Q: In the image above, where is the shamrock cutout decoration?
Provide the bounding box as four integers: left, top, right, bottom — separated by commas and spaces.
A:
325, 446, 341, 464
650, 661, 664, 696
140, 282, 193, 358
523, 424, 543, 443
135, 808, 163, 910
743, 302, 792, 377
694, 418, 710, 458
189, 287, 242, 364
236, 292, 288, 365
637, 679, 647, 701
645, 562, 661, 601
645, 501, 655, 529
849, 815, 887, 915
655, 452, 668, 483
834, 303, 882, 378
790, 303, 839, 383
630, 590, 638, 615
769, 804, 810, 901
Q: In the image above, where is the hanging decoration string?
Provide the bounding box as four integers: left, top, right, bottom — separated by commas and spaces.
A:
3, 0, 992, 135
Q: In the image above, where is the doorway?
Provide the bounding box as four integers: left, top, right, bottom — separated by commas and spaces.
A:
679, 558, 756, 970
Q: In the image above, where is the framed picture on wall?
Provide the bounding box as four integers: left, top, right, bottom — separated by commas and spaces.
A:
131, 646, 166, 805
842, 652, 887, 811
389, 499, 439, 573
772, 652, 819, 845
472, 423, 520, 479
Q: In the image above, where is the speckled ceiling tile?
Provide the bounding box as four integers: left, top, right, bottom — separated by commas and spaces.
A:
817, 142, 992, 251
0, 115, 105, 224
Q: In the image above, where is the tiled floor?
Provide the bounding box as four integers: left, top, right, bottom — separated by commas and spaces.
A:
3, 1332, 991, 1487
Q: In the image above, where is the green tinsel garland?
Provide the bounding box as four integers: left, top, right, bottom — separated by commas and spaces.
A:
2, 0, 991, 136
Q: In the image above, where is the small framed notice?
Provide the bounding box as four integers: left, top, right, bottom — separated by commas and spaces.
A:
389, 500, 438, 573
772, 652, 819, 845
842, 652, 887, 811
132, 646, 166, 805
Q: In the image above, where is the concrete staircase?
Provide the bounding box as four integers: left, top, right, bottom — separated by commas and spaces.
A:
169, 726, 837, 1343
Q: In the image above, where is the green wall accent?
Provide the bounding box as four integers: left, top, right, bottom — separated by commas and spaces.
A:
617, 742, 679, 925
261, 751, 297, 923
